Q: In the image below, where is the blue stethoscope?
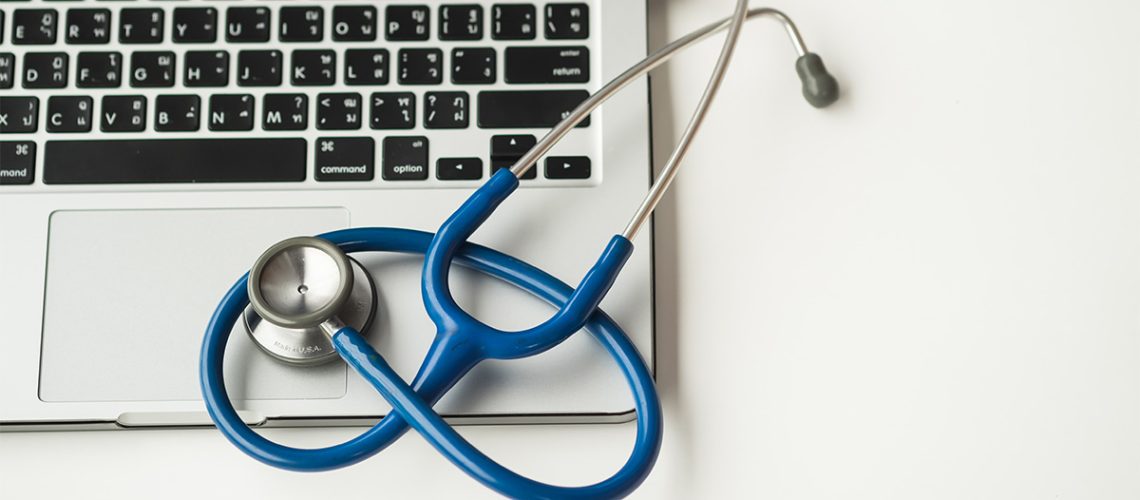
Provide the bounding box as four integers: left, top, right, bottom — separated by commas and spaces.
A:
200, 4, 838, 498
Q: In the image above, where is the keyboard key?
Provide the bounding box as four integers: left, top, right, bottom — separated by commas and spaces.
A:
100, 95, 146, 132
280, 6, 323, 42
439, 5, 483, 41
120, 8, 163, 44
545, 3, 589, 40
491, 134, 536, 179
424, 91, 469, 129
23, 52, 68, 89
226, 7, 270, 43
66, 8, 111, 44
382, 136, 429, 181
370, 92, 415, 130
77, 51, 122, 88
451, 48, 495, 84
43, 139, 306, 184
46, 96, 93, 133
345, 49, 389, 85
0, 97, 40, 133
130, 51, 175, 87
492, 4, 535, 40
291, 50, 336, 86
0, 53, 13, 89
208, 94, 255, 131
545, 156, 590, 179
436, 157, 483, 180
398, 48, 442, 85
237, 50, 282, 87
316, 93, 363, 130
491, 134, 536, 158
477, 90, 590, 128
12, 9, 57, 45
0, 141, 36, 185
315, 137, 374, 182
263, 94, 308, 131
492, 157, 536, 179
154, 94, 201, 132
505, 46, 588, 83
184, 50, 228, 87
331, 6, 377, 42
386, 5, 430, 41
173, 7, 218, 44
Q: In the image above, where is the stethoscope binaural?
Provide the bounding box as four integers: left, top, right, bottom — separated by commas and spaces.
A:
200, 3, 840, 498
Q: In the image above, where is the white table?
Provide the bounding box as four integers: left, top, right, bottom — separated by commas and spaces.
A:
3, 1, 1138, 497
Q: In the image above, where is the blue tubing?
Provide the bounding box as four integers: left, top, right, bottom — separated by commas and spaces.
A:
421, 168, 636, 360
200, 227, 662, 498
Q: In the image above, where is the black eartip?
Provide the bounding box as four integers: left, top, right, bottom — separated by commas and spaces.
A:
795, 53, 840, 108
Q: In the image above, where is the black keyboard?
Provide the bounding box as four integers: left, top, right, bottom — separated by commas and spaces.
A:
0, 1, 596, 186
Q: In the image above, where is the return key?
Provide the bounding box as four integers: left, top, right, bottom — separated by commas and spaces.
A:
504, 46, 590, 84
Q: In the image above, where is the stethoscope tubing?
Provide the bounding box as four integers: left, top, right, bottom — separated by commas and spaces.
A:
421, 169, 636, 360
200, 227, 662, 498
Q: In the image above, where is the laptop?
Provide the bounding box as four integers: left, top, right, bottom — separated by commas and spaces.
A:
0, 0, 654, 430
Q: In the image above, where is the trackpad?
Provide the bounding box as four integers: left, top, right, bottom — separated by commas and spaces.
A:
39, 208, 350, 403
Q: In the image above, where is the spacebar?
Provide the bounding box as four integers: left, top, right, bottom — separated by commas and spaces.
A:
43, 139, 307, 185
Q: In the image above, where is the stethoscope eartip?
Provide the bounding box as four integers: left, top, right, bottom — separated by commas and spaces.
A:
796, 52, 840, 108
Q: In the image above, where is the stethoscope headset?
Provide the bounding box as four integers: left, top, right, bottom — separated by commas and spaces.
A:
201, 2, 839, 498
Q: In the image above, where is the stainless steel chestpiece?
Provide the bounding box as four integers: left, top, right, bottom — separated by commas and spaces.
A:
244, 236, 377, 365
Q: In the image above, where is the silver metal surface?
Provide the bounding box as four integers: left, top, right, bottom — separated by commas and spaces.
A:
248, 236, 354, 329
3, 0, 657, 428
244, 257, 377, 366
319, 317, 348, 339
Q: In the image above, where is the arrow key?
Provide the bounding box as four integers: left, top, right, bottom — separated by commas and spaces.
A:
490, 134, 535, 158
544, 156, 591, 179
437, 157, 483, 181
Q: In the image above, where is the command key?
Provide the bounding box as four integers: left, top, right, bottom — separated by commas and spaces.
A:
315, 137, 375, 182
0, 141, 36, 185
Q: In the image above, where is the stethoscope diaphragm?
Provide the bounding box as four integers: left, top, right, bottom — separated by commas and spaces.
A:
243, 237, 378, 365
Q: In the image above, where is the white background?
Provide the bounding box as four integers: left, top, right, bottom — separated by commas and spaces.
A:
3, 0, 1138, 498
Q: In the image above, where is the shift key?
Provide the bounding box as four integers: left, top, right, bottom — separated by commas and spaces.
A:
477, 90, 590, 129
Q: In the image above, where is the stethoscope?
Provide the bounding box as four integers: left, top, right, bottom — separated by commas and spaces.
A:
200, 3, 839, 498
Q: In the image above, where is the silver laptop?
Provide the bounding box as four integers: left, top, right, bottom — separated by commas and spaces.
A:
0, 0, 654, 430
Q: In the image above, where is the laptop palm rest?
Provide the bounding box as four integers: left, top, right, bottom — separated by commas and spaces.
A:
39, 208, 350, 405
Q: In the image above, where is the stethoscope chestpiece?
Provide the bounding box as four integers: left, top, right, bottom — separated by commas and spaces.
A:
245, 236, 377, 365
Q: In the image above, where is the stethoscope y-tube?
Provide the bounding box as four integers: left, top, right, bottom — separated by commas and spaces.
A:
202, 2, 839, 498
